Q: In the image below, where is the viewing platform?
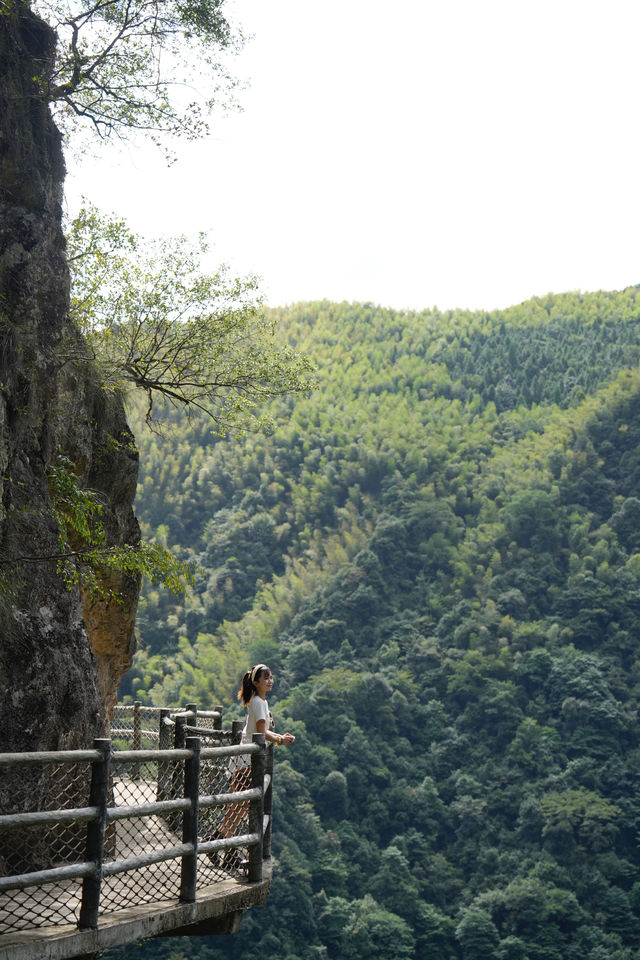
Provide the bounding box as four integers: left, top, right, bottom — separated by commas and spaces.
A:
0, 703, 273, 960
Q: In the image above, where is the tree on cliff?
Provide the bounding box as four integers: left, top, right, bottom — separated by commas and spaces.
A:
33, 0, 242, 143
1, 0, 311, 605
23, 0, 316, 433
66, 205, 316, 433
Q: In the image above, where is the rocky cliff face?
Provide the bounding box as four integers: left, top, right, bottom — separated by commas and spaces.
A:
0, 4, 140, 760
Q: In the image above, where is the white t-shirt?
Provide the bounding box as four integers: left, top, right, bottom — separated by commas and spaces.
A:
242, 695, 270, 742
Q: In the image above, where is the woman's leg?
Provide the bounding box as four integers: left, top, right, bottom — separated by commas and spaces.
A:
221, 764, 250, 838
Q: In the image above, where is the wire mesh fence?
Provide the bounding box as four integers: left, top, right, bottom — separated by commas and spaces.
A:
0, 759, 93, 930
0, 703, 268, 935
111, 704, 160, 750
198, 753, 251, 881
101, 753, 185, 913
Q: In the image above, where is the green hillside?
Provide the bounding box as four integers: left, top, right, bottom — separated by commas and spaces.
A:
113, 290, 640, 960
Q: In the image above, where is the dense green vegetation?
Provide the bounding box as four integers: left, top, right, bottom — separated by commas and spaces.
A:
110, 289, 640, 959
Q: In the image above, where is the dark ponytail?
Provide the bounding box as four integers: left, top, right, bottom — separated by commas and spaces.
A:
238, 670, 253, 706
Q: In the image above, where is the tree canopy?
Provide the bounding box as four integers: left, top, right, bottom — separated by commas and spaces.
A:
108, 289, 640, 960
33, 0, 242, 143
66, 205, 316, 432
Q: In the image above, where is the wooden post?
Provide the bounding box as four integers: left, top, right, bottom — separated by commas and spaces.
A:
263, 742, 273, 860
132, 700, 141, 780
186, 702, 197, 732
248, 733, 265, 883
174, 714, 187, 749
214, 705, 223, 731
231, 719, 243, 745
78, 739, 111, 930
157, 708, 172, 804
171, 715, 187, 832
159, 708, 172, 750
179, 736, 200, 903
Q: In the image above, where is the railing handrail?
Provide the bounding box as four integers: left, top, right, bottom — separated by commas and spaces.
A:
0, 734, 271, 927
0, 699, 274, 937
0, 749, 103, 765
112, 705, 222, 719
0, 807, 100, 829
0, 863, 96, 894
184, 724, 229, 738
0, 742, 260, 768
0, 781, 263, 885
112, 727, 159, 738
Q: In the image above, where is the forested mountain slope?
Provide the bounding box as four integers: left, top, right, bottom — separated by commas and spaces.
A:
115, 290, 640, 960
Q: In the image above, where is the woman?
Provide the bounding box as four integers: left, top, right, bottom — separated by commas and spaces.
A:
219, 664, 295, 866
238, 663, 296, 748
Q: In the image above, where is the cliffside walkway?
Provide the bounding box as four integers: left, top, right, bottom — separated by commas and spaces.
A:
0, 704, 272, 960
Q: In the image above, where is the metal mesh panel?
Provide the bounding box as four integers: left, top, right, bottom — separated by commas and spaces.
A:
2, 762, 91, 872
191, 712, 221, 734
0, 705, 257, 933
111, 704, 163, 751
0, 760, 92, 931
198, 754, 249, 883
100, 754, 185, 912
101, 862, 182, 914
0, 880, 80, 930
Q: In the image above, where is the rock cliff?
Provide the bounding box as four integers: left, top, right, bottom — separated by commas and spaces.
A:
0, 4, 140, 762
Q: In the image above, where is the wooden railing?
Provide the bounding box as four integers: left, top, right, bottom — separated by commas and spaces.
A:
0, 719, 273, 934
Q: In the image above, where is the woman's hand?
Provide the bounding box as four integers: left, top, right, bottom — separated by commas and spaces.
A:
276, 732, 295, 746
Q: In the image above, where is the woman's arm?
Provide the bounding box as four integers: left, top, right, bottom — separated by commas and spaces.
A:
255, 718, 295, 745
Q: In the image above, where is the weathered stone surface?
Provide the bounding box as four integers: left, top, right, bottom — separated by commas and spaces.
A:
57, 365, 141, 719
0, 4, 140, 773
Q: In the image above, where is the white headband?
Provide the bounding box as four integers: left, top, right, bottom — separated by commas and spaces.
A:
251, 663, 268, 683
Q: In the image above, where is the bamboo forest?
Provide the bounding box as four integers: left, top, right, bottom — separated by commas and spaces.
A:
107, 290, 640, 960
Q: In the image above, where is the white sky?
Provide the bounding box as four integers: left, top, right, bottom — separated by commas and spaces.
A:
64, 0, 640, 313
